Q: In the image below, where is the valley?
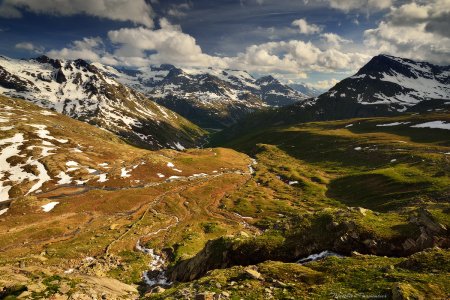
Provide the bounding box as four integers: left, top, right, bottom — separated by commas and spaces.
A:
0, 48, 449, 300
0, 92, 449, 299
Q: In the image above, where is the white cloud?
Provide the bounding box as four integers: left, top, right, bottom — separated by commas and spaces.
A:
230, 40, 370, 73
320, 33, 352, 49
15, 41, 44, 53
306, 78, 340, 90
48, 16, 370, 77
0, 0, 154, 27
47, 37, 105, 61
107, 19, 227, 68
292, 18, 322, 35
15, 42, 34, 51
167, 3, 192, 18
363, 0, 450, 64
328, 0, 393, 12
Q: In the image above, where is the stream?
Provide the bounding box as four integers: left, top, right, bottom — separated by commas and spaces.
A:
297, 250, 343, 264
136, 216, 179, 288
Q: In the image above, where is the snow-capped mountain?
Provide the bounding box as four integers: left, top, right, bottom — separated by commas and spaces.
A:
94, 63, 307, 129
256, 75, 307, 106
214, 55, 450, 137
308, 54, 450, 113
0, 56, 204, 150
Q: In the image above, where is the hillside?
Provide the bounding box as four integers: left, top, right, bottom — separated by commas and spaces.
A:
0, 95, 257, 298
2, 94, 448, 299
162, 112, 450, 299
94, 63, 306, 129
0, 56, 205, 150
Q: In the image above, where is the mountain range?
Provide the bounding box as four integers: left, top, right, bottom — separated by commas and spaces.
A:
94, 63, 307, 129
0, 54, 449, 149
0, 55, 205, 150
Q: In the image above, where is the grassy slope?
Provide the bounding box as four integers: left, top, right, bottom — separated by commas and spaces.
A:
1, 95, 449, 299
154, 112, 450, 299
0, 96, 255, 298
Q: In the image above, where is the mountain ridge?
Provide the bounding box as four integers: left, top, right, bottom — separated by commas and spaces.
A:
93, 62, 307, 128
0, 55, 205, 150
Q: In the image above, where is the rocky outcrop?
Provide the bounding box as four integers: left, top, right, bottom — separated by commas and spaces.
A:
169, 208, 449, 282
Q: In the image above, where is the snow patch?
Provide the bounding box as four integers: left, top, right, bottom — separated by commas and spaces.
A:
376, 122, 410, 127
411, 121, 450, 130
41, 202, 59, 212
56, 171, 72, 185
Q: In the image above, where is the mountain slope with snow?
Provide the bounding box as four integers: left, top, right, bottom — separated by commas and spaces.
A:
211, 55, 450, 142
94, 63, 307, 129
307, 54, 450, 113
0, 56, 205, 150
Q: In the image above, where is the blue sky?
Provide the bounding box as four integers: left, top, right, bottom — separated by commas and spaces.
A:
0, 0, 448, 89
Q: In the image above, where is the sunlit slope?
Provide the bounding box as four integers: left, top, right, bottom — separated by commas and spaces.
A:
0, 95, 254, 299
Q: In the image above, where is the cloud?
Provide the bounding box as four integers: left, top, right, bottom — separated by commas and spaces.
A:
387, 0, 450, 39
48, 15, 371, 78
0, 0, 154, 27
320, 33, 352, 49
47, 37, 106, 61
107, 19, 227, 68
292, 18, 322, 35
363, 0, 450, 64
306, 78, 340, 90
167, 3, 192, 18
230, 39, 370, 74
328, 0, 393, 12
15, 42, 44, 53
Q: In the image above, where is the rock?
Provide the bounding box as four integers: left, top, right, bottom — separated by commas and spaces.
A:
58, 283, 71, 294
109, 224, 120, 230
239, 231, 250, 237
363, 239, 378, 248
411, 208, 445, 234
244, 268, 263, 280
273, 280, 287, 288
402, 238, 417, 252
152, 286, 166, 294
355, 207, 369, 216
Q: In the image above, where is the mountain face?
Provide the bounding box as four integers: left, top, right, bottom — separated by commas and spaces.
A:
307, 54, 450, 113
212, 55, 450, 143
0, 56, 205, 150
94, 63, 307, 129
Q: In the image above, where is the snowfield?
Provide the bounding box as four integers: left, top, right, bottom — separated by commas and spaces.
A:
411, 121, 450, 130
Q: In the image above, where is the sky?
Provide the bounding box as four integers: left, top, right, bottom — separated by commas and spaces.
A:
0, 0, 449, 89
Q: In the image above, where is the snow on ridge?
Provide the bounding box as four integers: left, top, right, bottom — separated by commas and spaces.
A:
376, 122, 410, 127
30, 124, 68, 143
411, 121, 450, 130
